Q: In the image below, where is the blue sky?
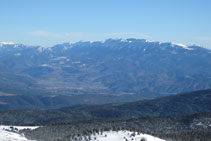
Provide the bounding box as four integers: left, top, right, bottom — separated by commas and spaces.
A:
0, 0, 211, 48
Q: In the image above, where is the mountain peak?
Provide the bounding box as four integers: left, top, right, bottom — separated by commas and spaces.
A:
0, 42, 15, 46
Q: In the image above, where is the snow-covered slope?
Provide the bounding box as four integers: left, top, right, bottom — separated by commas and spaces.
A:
0, 125, 39, 141
0, 129, 30, 141
85, 130, 165, 141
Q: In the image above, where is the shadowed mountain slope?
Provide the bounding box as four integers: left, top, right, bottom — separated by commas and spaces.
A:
0, 89, 210, 125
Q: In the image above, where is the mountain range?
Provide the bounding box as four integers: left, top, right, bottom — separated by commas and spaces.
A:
0, 38, 211, 107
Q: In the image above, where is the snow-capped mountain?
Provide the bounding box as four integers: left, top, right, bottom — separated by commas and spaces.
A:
0, 38, 210, 99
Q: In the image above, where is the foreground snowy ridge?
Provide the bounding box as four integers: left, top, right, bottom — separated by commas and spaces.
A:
0, 125, 39, 141
0, 127, 165, 141
84, 130, 165, 141
0, 129, 30, 141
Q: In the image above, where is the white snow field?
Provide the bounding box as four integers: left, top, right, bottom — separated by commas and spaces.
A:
0, 129, 30, 141
0, 126, 165, 141
0, 125, 39, 141
87, 130, 165, 141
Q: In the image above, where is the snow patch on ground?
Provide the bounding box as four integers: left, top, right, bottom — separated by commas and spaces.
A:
0, 125, 39, 141
0, 129, 30, 141
40, 64, 50, 67
37, 47, 52, 52
37, 47, 45, 52
146, 40, 156, 43
0, 42, 15, 45
121, 39, 128, 42
171, 43, 193, 50
86, 130, 165, 141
